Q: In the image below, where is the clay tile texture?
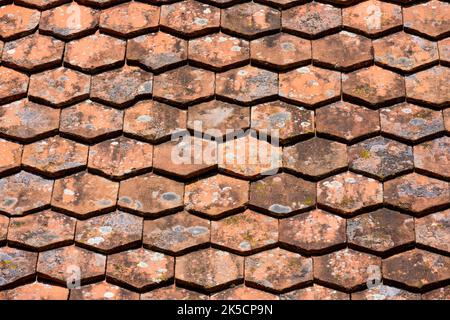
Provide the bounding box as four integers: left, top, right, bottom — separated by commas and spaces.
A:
0, 0, 449, 301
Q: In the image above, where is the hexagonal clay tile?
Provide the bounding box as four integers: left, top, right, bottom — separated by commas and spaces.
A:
0, 215, 8, 244
383, 249, 450, 290
0, 171, 53, 216
414, 136, 450, 178
15, 0, 70, 10
405, 66, 450, 106
317, 172, 383, 215
106, 248, 174, 291
187, 100, 249, 139
280, 209, 346, 253
8, 211, 76, 251
29, 67, 90, 107
343, 0, 402, 36
283, 137, 347, 178
374, 32, 439, 73
251, 101, 314, 143
342, 65, 405, 107
143, 211, 210, 255
0, 247, 37, 288
90, 65, 152, 108
316, 102, 380, 142
76, 0, 123, 8
403, 0, 450, 40
0, 5, 40, 40
118, 173, 184, 216
246, 248, 313, 293
251, 33, 311, 70
185, 174, 248, 217
124, 100, 186, 143
153, 65, 215, 105
153, 136, 217, 178
282, 2, 341, 38
59, 100, 123, 143
216, 65, 278, 105
211, 210, 277, 253
75, 211, 143, 254
443, 108, 450, 131
0, 139, 22, 174
347, 209, 414, 254
384, 173, 449, 214
99, 2, 159, 37
64, 32, 125, 73
188, 33, 249, 71
160, 0, 220, 37
175, 248, 244, 292
22, 136, 88, 177
2, 33, 64, 72
352, 285, 421, 300
380, 103, 444, 142
141, 285, 208, 300
127, 32, 187, 72
70, 281, 139, 300
0, 99, 59, 142
249, 173, 316, 215
0, 282, 69, 300
312, 31, 373, 71
52, 172, 119, 218
221, 2, 280, 39
416, 210, 450, 253
211, 285, 278, 300
279, 66, 340, 106
422, 286, 450, 300
314, 248, 381, 291
281, 285, 349, 300
218, 134, 281, 179
439, 38, 450, 66
37, 245, 106, 285
348, 136, 414, 180
39, 3, 99, 40
0, 67, 28, 104
88, 137, 153, 179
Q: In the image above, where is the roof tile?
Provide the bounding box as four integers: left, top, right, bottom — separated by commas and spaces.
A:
175, 248, 244, 292
0, 282, 68, 300
211, 285, 278, 300
141, 285, 208, 300
414, 136, 449, 179
281, 285, 349, 300
0, 67, 28, 104
280, 209, 345, 253
22, 136, 88, 177
211, 209, 278, 253
8, 210, 76, 250
70, 281, 139, 300
118, 173, 184, 216
246, 248, 313, 292
0, 5, 40, 40
352, 285, 421, 300
415, 210, 450, 253
0, 171, 53, 216
221, 2, 280, 39
0, 139, 22, 174
75, 211, 143, 254
403, 0, 450, 39
143, 211, 210, 254
0, 247, 37, 288
249, 173, 316, 215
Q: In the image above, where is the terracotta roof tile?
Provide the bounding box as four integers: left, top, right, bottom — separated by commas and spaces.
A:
70, 281, 139, 300
39, 3, 99, 40
143, 211, 209, 254
175, 248, 244, 292
211, 209, 278, 253
246, 247, 313, 293
342, 0, 402, 37
141, 285, 208, 300
22, 136, 88, 177
2, 33, 64, 72
280, 285, 349, 300
0, 0, 448, 300
37, 245, 106, 285
106, 248, 174, 291
8, 210, 76, 250
0, 5, 40, 40
75, 211, 143, 253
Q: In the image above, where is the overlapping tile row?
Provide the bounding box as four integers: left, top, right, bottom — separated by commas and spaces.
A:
0, 0, 449, 300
